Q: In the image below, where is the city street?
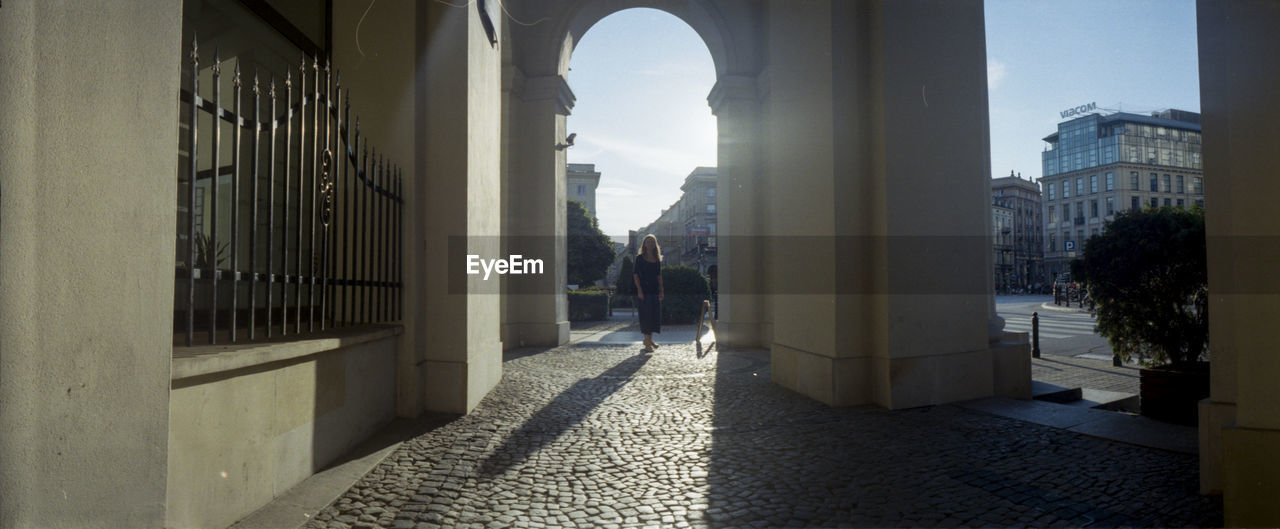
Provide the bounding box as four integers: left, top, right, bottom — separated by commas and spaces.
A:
996, 295, 1115, 361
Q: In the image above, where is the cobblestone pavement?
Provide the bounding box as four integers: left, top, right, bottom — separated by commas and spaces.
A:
306, 342, 1220, 529
1032, 356, 1140, 394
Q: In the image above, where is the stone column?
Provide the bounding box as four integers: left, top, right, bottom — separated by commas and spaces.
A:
708, 74, 765, 348
0, 2, 182, 527
502, 72, 572, 347
420, 1, 504, 413
1198, 1, 1280, 524
762, 0, 1022, 408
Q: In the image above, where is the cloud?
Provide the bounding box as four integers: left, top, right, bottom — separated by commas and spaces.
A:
988, 59, 1007, 90
575, 134, 706, 177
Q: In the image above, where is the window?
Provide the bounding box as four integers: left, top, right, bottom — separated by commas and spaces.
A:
1105, 172, 1114, 191
1063, 180, 1071, 198
1106, 196, 1114, 215
1076, 178, 1084, 196
1130, 171, 1139, 190
1077, 230, 1085, 243
1048, 182, 1056, 200
707, 204, 716, 213
1164, 198, 1172, 207
1151, 197, 1159, 208
577, 185, 586, 195
1177, 175, 1185, 193
1177, 198, 1185, 209
1162, 174, 1171, 193
1077, 201, 1084, 221
1150, 173, 1158, 192
1048, 205, 1056, 223
1193, 177, 1204, 194
1090, 200, 1098, 218
1063, 203, 1070, 222
1131, 196, 1139, 211
1196, 198, 1205, 208
707, 187, 716, 198
1049, 233, 1056, 252
1090, 175, 1098, 194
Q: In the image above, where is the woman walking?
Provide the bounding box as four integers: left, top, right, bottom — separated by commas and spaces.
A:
632, 234, 664, 352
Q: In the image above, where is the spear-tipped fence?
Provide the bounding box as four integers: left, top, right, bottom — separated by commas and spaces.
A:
177, 37, 404, 346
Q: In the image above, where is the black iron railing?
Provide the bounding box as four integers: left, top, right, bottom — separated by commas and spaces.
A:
177, 36, 403, 346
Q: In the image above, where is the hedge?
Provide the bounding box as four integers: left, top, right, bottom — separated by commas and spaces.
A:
660, 265, 710, 324
567, 290, 610, 321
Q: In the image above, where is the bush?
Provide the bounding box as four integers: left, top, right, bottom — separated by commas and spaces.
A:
1080, 207, 1207, 366
660, 265, 710, 324
567, 290, 610, 321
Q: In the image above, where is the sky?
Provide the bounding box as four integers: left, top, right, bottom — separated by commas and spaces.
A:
566, 2, 1201, 238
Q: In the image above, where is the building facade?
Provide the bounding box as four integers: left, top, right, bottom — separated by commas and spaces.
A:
1040, 109, 1204, 281
566, 162, 601, 217
5, 3, 1278, 528
991, 172, 1043, 292
634, 167, 717, 274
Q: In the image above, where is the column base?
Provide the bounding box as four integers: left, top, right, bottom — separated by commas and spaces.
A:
503, 321, 569, 348
716, 320, 765, 349
1223, 425, 1280, 526
771, 343, 1023, 409
1199, 399, 1236, 495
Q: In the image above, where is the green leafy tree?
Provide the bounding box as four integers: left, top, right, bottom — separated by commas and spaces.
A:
615, 256, 635, 297
566, 199, 615, 286
1080, 207, 1208, 367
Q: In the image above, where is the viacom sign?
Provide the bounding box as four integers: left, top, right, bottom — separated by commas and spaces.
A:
1060, 102, 1098, 119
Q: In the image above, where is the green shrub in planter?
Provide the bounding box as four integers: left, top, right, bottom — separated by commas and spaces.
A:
567, 290, 610, 321
660, 265, 710, 324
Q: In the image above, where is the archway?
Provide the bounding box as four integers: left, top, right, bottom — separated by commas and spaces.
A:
499, 0, 762, 350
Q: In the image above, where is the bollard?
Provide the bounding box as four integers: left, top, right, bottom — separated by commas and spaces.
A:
1113, 352, 1122, 367
1031, 312, 1041, 358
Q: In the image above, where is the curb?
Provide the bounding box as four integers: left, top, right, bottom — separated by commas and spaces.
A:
1038, 302, 1089, 314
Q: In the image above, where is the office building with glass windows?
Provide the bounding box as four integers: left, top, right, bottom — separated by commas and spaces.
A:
1039, 109, 1204, 281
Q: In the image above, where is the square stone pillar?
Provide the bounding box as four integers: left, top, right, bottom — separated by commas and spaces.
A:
420, 1, 505, 414
709, 75, 767, 349
760, 0, 1023, 408
501, 71, 572, 347
0, 2, 182, 527
1197, 1, 1280, 524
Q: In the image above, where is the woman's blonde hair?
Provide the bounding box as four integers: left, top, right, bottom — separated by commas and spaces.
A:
638, 234, 663, 261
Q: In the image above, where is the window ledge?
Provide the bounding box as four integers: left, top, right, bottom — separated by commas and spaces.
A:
173, 324, 403, 382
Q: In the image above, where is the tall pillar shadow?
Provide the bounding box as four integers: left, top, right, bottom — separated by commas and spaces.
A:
477, 353, 652, 477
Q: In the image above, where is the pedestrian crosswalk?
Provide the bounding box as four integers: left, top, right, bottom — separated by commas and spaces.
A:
1000, 311, 1098, 339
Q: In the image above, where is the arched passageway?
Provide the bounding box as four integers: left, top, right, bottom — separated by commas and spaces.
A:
499, 0, 1019, 410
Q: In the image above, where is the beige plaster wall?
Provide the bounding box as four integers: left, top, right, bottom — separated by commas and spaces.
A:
165, 336, 397, 529
1197, 0, 1280, 523
331, 0, 424, 418
764, 0, 1002, 408
0, 2, 181, 527
422, 0, 504, 413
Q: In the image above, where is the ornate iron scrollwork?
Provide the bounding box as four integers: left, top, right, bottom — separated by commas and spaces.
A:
320, 149, 335, 228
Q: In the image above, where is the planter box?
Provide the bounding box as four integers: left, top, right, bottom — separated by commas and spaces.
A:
1140, 362, 1210, 425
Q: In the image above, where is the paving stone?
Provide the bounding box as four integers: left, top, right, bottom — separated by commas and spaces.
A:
301, 341, 1222, 529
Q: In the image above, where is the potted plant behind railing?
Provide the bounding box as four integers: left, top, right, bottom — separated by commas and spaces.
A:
1079, 206, 1209, 425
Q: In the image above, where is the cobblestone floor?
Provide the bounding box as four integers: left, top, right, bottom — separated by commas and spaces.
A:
306, 342, 1221, 529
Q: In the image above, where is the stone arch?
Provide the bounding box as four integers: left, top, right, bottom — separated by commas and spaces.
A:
500, 0, 759, 350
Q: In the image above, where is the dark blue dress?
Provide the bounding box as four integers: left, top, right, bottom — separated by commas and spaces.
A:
633, 256, 661, 334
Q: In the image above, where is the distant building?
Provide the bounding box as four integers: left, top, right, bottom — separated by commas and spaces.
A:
567, 163, 601, 217
1039, 109, 1204, 281
634, 167, 717, 274
991, 171, 1043, 291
